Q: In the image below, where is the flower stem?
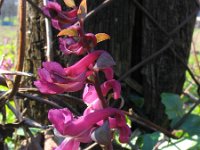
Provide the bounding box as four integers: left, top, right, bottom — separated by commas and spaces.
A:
94, 73, 107, 108
94, 73, 113, 150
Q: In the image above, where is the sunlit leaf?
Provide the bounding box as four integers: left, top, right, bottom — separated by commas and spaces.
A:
64, 0, 76, 8
78, 0, 87, 20
171, 114, 200, 136
57, 28, 78, 37
95, 33, 110, 43
5, 137, 15, 149
16, 128, 25, 136
6, 101, 16, 123
172, 130, 184, 138
161, 93, 184, 119
29, 127, 42, 135
125, 115, 132, 127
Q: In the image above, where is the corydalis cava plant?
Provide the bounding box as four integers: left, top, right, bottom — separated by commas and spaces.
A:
34, 0, 131, 149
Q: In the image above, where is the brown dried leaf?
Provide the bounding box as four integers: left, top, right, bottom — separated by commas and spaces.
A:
64, 0, 76, 8
95, 33, 110, 43
57, 28, 78, 37
77, 0, 87, 20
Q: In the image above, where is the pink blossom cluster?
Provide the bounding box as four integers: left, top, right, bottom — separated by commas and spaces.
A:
0, 58, 13, 79
35, 0, 131, 149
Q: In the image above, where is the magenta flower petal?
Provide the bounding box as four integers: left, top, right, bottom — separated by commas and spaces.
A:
50, 108, 126, 136
48, 108, 74, 134
83, 84, 97, 104
42, 2, 78, 30
102, 67, 114, 80
55, 81, 85, 92
64, 50, 105, 75
37, 68, 53, 83
101, 79, 121, 99
83, 84, 103, 110
42, 2, 61, 17
35, 62, 86, 94
55, 138, 80, 150
42, 62, 66, 76
58, 26, 97, 55
83, 80, 121, 110
34, 80, 66, 94
48, 108, 131, 144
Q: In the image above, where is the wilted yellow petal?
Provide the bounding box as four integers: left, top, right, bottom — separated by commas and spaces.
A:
64, 0, 76, 8
57, 28, 78, 37
95, 33, 110, 43
78, 0, 87, 19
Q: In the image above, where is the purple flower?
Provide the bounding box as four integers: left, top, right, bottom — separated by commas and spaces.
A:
0, 59, 13, 71
42, 2, 78, 30
34, 62, 85, 94
59, 25, 97, 55
48, 108, 131, 150
0, 59, 13, 79
83, 79, 121, 110
34, 51, 115, 94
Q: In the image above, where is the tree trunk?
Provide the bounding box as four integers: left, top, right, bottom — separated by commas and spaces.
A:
23, 0, 47, 124
84, 0, 197, 126
142, 0, 197, 126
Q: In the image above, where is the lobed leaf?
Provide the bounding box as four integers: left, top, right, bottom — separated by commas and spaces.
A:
161, 93, 184, 119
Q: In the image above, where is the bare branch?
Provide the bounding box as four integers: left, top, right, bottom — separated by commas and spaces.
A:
119, 40, 173, 81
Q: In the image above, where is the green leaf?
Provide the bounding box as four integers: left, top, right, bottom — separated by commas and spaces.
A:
161, 93, 184, 119
0, 113, 2, 123
171, 114, 200, 136
6, 101, 16, 123
173, 130, 184, 138
0, 85, 9, 91
142, 132, 160, 150
16, 127, 41, 137
16, 128, 25, 136
5, 137, 15, 150
125, 115, 131, 127
29, 128, 42, 135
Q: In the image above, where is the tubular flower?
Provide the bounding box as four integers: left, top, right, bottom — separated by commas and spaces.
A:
48, 108, 131, 150
59, 25, 97, 55
83, 79, 121, 110
64, 50, 115, 77
42, 2, 78, 30
34, 51, 115, 94
34, 62, 85, 94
